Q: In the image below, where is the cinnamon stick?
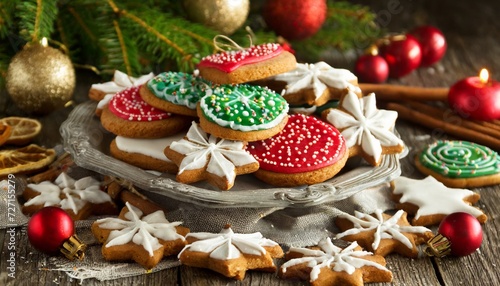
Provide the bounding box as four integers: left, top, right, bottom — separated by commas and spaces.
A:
386, 102, 500, 150
359, 83, 449, 101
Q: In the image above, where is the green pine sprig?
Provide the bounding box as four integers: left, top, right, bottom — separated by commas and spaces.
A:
17, 0, 58, 42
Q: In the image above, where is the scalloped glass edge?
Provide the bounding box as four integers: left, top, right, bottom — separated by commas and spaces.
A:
60, 101, 405, 209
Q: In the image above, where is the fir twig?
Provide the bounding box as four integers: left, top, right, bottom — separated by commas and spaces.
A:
113, 19, 132, 76
17, 0, 58, 42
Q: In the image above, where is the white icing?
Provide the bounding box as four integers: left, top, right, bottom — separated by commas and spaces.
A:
271, 62, 361, 100
325, 91, 403, 163
178, 226, 279, 260
97, 93, 114, 110
168, 122, 258, 185
281, 238, 389, 281
91, 70, 154, 94
336, 209, 431, 251
24, 172, 111, 214
115, 134, 185, 162
95, 202, 185, 257
392, 176, 486, 219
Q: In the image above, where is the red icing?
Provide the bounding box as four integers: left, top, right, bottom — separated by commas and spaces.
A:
197, 43, 283, 73
247, 114, 346, 173
108, 85, 171, 121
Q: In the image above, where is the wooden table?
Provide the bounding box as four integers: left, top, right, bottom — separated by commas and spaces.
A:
2, 0, 500, 285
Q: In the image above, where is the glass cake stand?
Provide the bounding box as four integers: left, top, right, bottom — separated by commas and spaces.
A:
60, 101, 404, 209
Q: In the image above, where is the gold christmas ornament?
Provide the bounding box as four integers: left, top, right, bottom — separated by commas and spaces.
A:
6, 41, 75, 115
183, 0, 249, 35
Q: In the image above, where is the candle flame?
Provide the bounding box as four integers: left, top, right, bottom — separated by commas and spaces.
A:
41, 37, 48, 47
479, 68, 489, 83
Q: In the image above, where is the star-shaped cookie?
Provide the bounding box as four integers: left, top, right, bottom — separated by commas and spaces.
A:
178, 225, 284, 280
279, 238, 392, 286
335, 209, 433, 258
92, 202, 189, 269
391, 176, 488, 226
323, 91, 404, 166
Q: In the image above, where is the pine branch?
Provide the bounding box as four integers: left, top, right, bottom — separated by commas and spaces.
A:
0, 0, 18, 38
16, 0, 58, 42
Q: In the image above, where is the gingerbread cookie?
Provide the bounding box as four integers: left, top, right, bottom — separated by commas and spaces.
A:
265, 61, 362, 106
164, 122, 259, 190
178, 225, 284, 280
323, 91, 405, 166
197, 84, 289, 142
89, 70, 154, 101
247, 113, 348, 187
22, 172, 117, 220
279, 238, 392, 286
140, 71, 212, 117
110, 134, 184, 174
100, 85, 190, 138
391, 176, 487, 226
415, 140, 500, 188
92, 202, 189, 269
335, 209, 433, 258
198, 43, 296, 84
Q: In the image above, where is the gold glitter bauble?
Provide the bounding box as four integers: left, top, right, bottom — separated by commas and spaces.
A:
183, 0, 249, 35
6, 43, 75, 115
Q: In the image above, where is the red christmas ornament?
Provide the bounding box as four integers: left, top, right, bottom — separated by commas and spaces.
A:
27, 206, 86, 260
425, 212, 483, 257
263, 0, 327, 41
409, 25, 447, 67
380, 34, 422, 78
355, 53, 389, 83
448, 68, 500, 121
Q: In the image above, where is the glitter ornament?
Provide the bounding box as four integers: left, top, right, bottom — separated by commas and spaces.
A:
6, 42, 75, 115
183, 0, 249, 35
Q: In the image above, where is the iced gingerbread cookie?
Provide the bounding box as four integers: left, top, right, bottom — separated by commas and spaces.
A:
279, 238, 392, 286
22, 172, 117, 220
92, 202, 189, 270
265, 61, 362, 106
335, 209, 433, 258
89, 70, 154, 101
198, 43, 296, 84
197, 84, 289, 142
178, 225, 284, 280
391, 176, 488, 226
164, 122, 259, 190
247, 113, 348, 187
415, 140, 500, 188
323, 91, 404, 166
140, 71, 212, 117
109, 133, 184, 174
100, 85, 190, 138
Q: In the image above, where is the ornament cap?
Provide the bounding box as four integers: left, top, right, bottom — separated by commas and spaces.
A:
424, 233, 451, 258
61, 234, 86, 261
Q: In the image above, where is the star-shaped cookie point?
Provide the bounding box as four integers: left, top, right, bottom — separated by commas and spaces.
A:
178, 224, 284, 280
92, 202, 189, 269
280, 238, 392, 286
165, 122, 259, 190
335, 209, 433, 258
391, 176, 488, 226
324, 91, 404, 166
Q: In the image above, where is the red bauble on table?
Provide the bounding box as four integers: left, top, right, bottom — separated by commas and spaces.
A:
355, 54, 389, 83
409, 25, 447, 67
448, 69, 500, 121
27, 206, 86, 260
263, 0, 327, 41
380, 34, 422, 78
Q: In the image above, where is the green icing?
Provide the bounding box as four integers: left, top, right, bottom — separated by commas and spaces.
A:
199, 84, 289, 131
147, 71, 212, 109
419, 140, 500, 178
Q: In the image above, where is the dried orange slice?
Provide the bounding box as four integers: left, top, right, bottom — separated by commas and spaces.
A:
0, 117, 42, 146
0, 144, 56, 177
0, 124, 12, 146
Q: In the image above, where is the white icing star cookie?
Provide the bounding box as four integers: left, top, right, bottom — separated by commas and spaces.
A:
323, 91, 404, 166
164, 122, 259, 190
89, 70, 154, 102
178, 225, 284, 280
391, 176, 488, 226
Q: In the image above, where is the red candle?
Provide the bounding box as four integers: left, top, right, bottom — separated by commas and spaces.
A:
448, 69, 500, 121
